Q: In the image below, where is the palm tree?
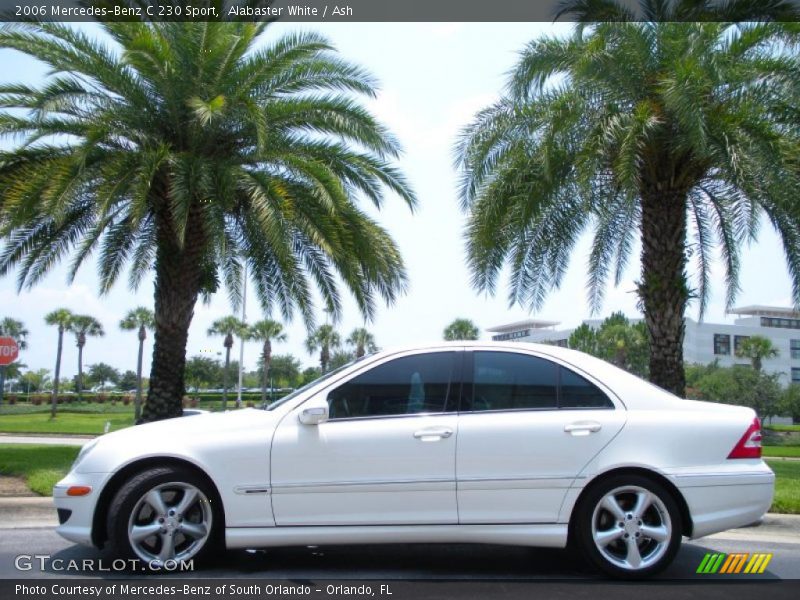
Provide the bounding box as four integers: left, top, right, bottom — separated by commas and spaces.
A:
555, 0, 800, 22
247, 319, 287, 405
456, 20, 800, 396
443, 318, 479, 341
347, 327, 378, 358
69, 315, 104, 403
306, 324, 341, 373
0, 317, 28, 406
736, 335, 780, 372
44, 308, 73, 418
0, 21, 415, 422
119, 307, 155, 422
208, 316, 247, 411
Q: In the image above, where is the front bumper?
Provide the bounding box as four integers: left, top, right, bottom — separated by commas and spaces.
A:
52, 471, 111, 547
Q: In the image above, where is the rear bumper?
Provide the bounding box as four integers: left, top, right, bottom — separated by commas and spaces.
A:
669, 462, 775, 539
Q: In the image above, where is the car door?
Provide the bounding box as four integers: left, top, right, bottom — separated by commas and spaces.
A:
270, 350, 461, 526
456, 349, 626, 523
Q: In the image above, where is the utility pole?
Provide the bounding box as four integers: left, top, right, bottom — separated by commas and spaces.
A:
236, 265, 247, 408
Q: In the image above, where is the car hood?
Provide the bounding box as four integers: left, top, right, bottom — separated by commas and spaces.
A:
110, 407, 278, 440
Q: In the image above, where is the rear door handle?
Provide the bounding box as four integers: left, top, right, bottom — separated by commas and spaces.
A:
564, 421, 602, 436
413, 427, 454, 441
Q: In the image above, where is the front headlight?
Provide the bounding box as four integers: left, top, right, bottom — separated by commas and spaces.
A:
71, 438, 100, 471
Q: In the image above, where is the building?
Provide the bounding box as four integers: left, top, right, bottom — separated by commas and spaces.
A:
486, 305, 800, 385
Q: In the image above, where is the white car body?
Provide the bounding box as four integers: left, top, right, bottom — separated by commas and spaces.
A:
54, 342, 774, 573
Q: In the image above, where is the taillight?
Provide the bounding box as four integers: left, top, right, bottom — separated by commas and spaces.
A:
727, 417, 762, 459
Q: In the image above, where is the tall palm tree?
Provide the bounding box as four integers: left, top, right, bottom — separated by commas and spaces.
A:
0, 317, 28, 405
44, 308, 73, 418
456, 20, 800, 396
208, 315, 247, 411
555, 0, 800, 22
736, 335, 780, 372
247, 319, 287, 405
306, 324, 341, 373
69, 315, 104, 403
119, 307, 155, 422
347, 327, 378, 358
443, 318, 480, 341
0, 20, 415, 422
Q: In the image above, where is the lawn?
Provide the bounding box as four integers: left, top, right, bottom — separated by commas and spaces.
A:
0, 444, 80, 495
765, 424, 800, 432
765, 459, 800, 514
0, 413, 134, 435
763, 446, 800, 458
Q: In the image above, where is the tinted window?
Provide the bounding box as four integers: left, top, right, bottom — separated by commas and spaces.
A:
327, 352, 455, 419
469, 352, 558, 411
559, 367, 613, 408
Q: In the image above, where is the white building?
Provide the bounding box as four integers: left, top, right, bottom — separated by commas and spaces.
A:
486, 305, 800, 385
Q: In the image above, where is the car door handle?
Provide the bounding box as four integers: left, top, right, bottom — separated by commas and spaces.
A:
413, 427, 454, 441
564, 421, 602, 436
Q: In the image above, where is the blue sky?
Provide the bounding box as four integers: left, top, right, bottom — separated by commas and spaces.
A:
0, 21, 793, 378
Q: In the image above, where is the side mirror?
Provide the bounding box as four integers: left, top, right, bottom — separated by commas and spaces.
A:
299, 400, 329, 425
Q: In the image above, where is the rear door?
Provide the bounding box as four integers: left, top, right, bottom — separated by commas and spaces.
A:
456, 349, 626, 523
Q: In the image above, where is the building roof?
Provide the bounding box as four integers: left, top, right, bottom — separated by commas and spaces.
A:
728, 305, 800, 318
486, 319, 561, 333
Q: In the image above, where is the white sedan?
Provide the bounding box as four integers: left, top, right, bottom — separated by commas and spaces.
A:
54, 342, 774, 578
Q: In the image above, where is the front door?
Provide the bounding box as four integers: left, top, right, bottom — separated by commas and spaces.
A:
270, 350, 460, 525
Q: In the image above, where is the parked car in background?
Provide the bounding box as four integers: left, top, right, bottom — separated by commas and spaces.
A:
54, 342, 773, 578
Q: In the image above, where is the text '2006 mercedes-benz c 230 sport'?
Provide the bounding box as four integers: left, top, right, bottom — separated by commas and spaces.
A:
53, 342, 774, 578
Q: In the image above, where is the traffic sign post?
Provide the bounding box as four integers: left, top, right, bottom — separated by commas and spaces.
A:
0, 336, 20, 406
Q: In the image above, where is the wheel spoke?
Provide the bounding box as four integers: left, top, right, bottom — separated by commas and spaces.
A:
179, 521, 207, 540
601, 495, 626, 521
146, 490, 168, 516
640, 524, 669, 542
130, 522, 161, 543
174, 488, 198, 515
594, 527, 624, 547
625, 536, 642, 569
158, 533, 175, 561
632, 490, 653, 517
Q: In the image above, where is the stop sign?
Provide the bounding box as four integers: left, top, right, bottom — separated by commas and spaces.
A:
0, 337, 19, 366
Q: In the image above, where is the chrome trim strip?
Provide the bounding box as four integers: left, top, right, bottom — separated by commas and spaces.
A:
234, 485, 271, 495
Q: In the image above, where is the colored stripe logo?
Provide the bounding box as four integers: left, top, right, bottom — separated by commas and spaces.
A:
696, 552, 773, 574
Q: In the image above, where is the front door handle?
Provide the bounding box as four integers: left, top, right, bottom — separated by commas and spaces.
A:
413, 427, 454, 441
564, 421, 602, 436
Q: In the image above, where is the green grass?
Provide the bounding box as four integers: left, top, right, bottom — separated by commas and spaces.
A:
0, 444, 80, 495
0, 413, 134, 435
766, 424, 800, 432
763, 446, 800, 458
766, 459, 800, 514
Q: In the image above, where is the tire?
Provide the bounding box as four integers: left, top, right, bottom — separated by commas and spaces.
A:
106, 466, 223, 571
573, 474, 682, 579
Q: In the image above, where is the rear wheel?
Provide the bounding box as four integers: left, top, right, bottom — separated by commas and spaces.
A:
106, 466, 222, 570
574, 474, 682, 579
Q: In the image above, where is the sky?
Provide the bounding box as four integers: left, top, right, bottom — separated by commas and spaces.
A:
0, 21, 794, 380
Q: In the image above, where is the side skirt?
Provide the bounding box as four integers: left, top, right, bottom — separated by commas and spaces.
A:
226, 523, 568, 549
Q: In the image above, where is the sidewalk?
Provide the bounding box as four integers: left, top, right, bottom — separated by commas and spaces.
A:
0, 433, 93, 446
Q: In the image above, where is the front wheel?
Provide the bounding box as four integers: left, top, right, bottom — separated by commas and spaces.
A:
574, 474, 682, 579
106, 466, 222, 569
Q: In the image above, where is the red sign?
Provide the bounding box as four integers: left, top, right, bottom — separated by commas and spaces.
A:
0, 337, 19, 366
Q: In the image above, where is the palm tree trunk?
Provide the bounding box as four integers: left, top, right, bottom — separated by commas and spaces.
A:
134, 333, 145, 422
321, 346, 329, 373
0, 366, 5, 406
51, 328, 63, 418
222, 345, 231, 412
261, 341, 269, 405
142, 207, 205, 422
639, 187, 689, 397
77, 342, 84, 403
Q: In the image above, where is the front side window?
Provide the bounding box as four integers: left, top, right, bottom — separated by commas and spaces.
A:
468, 352, 558, 411
326, 352, 456, 419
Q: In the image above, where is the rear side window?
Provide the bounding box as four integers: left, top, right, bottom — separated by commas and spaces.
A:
469, 352, 558, 411
559, 366, 613, 408
465, 351, 613, 411
327, 352, 455, 419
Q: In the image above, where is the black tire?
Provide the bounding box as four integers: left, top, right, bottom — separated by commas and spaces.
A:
573, 474, 682, 579
105, 466, 224, 571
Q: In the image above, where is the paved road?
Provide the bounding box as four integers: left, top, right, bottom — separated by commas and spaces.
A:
0, 527, 797, 580
0, 435, 91, 446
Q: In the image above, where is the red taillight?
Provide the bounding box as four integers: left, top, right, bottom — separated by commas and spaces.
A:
727, 417, 762, 459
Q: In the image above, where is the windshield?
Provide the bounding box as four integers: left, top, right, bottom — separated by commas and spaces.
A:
261, 356, 369, 411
